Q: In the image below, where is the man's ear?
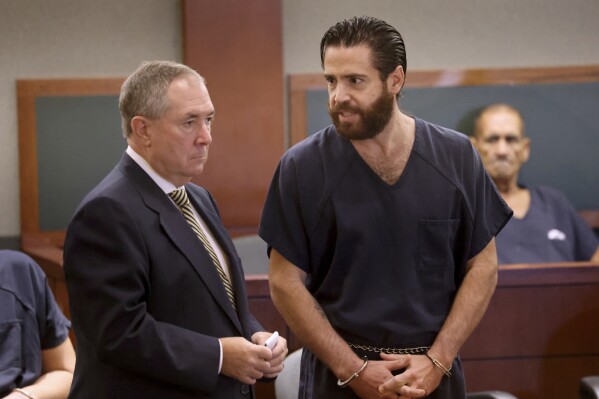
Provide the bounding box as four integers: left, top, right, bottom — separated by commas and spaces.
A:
469, 136, 479, 148
131, 116, 151, 146
388, 65, 405, 96
521, 137, 531, 163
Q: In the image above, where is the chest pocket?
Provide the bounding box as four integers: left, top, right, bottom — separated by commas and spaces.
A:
0, 320, 23, 383
418, 219, 460, 274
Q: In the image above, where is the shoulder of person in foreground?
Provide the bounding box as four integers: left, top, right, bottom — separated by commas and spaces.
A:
0, 250, 75, 399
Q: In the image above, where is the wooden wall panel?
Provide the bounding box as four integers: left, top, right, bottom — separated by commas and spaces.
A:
33, 250, 599, 399
182, 0, 284, 237
461, 262, 599, 399
17, 78, 123, 246
463, 357, 599, 399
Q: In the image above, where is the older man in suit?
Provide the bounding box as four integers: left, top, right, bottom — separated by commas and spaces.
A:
63, 60, 287, 398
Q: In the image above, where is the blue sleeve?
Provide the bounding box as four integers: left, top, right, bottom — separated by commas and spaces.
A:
558, 193, 599, 260
19, 252, 71, 350
0, 250, 70, 350
259, 155, 312, 272
573, 215, 599, 260
463, 145, 513, 260
39, 279, 71, 350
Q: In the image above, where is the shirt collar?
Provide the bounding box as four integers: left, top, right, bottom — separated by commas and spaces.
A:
126, 146, 182, 194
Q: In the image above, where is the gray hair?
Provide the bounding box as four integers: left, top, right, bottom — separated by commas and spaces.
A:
474, 103, 526, 138
119, 60, 204, 138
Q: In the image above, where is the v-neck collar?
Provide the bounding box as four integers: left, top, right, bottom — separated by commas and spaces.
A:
346, 117, 419, 190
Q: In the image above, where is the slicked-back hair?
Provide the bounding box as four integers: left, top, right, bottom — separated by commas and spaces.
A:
320, 16, 407, 84
119, 60, 204, 138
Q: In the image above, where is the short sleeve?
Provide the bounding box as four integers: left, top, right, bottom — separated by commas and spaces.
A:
573, 220, 599, 260
464, 145, 513, 259
259, 155, 312, 271
0, 250, 71, 393
38, 281, 71, 350
559, 194, 599, 260
8, 251, 72, 350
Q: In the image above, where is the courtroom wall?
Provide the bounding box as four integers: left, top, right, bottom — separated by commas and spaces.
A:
2, 0, 599, 243
283, 0, 599, 73
0, 0, 182, 241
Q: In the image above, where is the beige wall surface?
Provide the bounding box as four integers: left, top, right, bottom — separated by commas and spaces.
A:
0, 0, 182, 237
283, 0, 599, 73
2, 0, 599, 238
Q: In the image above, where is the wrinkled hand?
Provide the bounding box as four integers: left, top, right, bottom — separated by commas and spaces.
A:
346, 356, 411, 399
377, 353, 443, 398
251, 331, 289, 378
220, 337, 273, 385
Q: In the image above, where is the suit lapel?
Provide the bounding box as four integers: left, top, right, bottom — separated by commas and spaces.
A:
120, 155, 243, 334
185, 188, 251, 334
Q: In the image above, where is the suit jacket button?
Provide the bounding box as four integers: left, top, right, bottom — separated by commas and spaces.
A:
240, 384, 250, 395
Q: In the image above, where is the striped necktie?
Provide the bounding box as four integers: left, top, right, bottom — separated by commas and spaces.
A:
168, 188, 237, 311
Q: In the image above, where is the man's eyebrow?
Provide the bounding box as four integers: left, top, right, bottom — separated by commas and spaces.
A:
184, 110, 215, 119
485, 133, 521, 140
484, 133, 500, 139
323, 73, 367, 80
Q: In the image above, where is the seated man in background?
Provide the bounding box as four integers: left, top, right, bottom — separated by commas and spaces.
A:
471, 103, 599, 264
0, 250, 75, 399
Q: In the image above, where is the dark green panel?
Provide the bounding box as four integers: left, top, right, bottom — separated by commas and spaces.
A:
35, 95, 126, 231
0, 236, 21, 250
306, 82, 599, 209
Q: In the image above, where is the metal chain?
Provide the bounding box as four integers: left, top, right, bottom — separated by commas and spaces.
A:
348, 342, 430, 355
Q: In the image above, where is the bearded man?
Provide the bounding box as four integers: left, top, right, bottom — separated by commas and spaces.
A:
259, 16, 513, 399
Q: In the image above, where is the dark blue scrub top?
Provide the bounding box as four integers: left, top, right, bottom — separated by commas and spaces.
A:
260, 118, 512, 348
496, 185, 599, 264
0, 250, 71, 396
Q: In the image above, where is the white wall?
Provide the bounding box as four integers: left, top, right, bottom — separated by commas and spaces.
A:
2, 0, 599, 239
283, 0, 599, 73
0, 0, 181, 238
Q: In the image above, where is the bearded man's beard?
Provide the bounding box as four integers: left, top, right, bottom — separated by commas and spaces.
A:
329, 88, 396, 140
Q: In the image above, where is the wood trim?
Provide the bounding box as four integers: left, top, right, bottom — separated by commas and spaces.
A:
16, 78, 123, 343
21, 234, 64, 278
462, 262, 599, 398
288, 65, 599, 146
288, 85, 308, 149
463, 357, 599, 399
497, 261, 599, 286
17, 78, 123, 97
25, 241, 599, 399
289, 64, 599, 92
17, 78, 124, 245
579, 209, 599, 229
245, 274, 270, 296
182, 0, 284, 235
17, 90, 40, 235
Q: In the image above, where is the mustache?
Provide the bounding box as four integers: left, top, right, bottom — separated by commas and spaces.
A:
329, 103, 360, 114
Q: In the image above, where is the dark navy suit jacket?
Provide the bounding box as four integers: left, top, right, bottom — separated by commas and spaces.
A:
64, 153, 262, 398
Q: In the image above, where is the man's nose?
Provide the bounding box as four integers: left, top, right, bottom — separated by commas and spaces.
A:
494, 138, 510, 155
196, 122, 212, 144
330, 84, 350, 105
